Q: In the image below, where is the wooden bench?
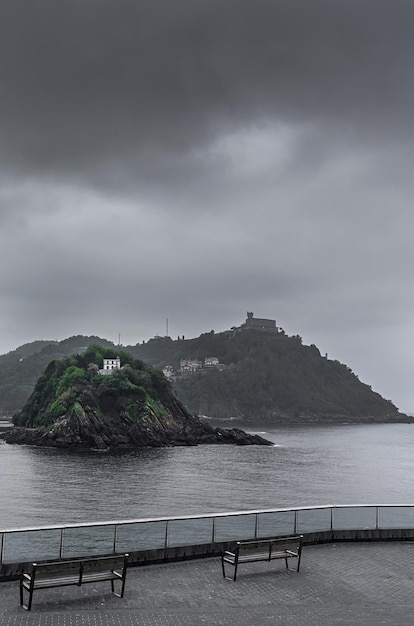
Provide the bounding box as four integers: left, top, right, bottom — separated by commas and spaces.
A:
19, 553, 129, 611
221, 536, 303, 581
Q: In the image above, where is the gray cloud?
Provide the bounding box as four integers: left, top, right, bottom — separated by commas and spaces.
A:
1, 1, 414, 412
1, 0, 414, 180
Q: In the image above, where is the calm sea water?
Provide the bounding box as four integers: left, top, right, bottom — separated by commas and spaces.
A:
1, 422, 414, 530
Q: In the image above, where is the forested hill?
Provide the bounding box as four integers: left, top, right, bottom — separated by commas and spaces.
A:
127, 330, 410, 423
0, 330, 410, 424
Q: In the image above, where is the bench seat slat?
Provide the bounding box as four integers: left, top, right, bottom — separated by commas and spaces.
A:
23, 575, 82, 590
238, 551, 298, 562
81, 571, 123, 583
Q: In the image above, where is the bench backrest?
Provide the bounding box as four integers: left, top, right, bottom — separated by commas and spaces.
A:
236, 535, 303, 556
31, 554, 128, 579
32, 560, 82, 581
82, 555, 128, 576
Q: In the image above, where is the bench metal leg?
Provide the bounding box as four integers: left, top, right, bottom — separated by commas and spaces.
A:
112, 577, 126, 598
287, 557, 301, 572
19, 579, 33, 611
19, 579, 23, 608
221, 557, 238, 581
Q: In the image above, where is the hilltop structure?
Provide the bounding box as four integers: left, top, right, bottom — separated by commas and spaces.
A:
240, 312, 279, 333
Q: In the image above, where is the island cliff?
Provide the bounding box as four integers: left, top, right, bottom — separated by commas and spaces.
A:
1, 346, 271, 449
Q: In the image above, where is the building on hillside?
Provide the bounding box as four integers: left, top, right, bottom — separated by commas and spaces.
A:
163, 365, 175, 380
204, 356, 220, 367
180, 359, 202, 374
241, 311, 279, 333
99, 356, 121, 375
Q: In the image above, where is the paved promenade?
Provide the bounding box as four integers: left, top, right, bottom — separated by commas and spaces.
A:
1, 542, 414, 625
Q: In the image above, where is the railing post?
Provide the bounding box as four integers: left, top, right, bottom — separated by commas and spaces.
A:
294, 510, 297, 534
0, 532, 3, 566
254, 513, 259, 539
113, 525, 118, 553
212, 517, 216, 544
331, 507, 334, 531
164, 520, 169, 560
376, 506, 380, 530
59, 529, 65, 559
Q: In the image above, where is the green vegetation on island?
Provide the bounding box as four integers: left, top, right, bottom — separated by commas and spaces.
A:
2, 345, 271, 449
0, 335, 115, 415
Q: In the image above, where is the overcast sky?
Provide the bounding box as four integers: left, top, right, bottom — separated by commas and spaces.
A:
1, 0, 414, 412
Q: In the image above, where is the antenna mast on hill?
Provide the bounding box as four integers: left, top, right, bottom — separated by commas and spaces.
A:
166, 318, 169, 337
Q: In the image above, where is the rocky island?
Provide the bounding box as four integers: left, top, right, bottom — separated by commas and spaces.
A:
1, 346, 272, 449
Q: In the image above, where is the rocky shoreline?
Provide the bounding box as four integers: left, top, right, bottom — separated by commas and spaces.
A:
1, 410, 273, 450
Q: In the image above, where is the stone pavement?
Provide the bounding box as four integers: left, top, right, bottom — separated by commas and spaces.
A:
1, 542, 414, 625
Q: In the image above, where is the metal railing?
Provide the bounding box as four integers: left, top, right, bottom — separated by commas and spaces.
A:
2, 504, 414, 565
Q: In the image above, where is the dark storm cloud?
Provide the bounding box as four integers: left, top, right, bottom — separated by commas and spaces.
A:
1, 0, 414, 412
1, 0, 414, 185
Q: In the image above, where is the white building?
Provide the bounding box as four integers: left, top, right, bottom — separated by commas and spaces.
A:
99, 357, 121, 375
163, 365, 175, 380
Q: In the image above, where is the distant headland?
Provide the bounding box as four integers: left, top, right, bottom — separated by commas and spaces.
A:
0, 312, 411, 425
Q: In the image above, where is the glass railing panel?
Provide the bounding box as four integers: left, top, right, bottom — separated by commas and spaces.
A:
2, 529, 62, 564
61, 525, 116, 559
257, 511, 296, 538
378, 506, 414, 529
7, 504, 414, 565
333, 506, 376, 530
296, 508, 332, 533
166, 518, 213, 547
214, 514, 256, 543
116, 521, 167, 552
